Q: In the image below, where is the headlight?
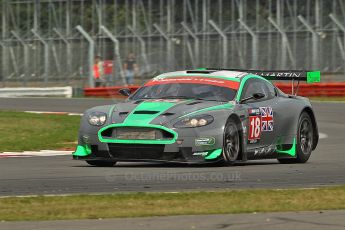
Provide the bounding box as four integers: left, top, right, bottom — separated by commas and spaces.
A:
174, 115, 214, 128
88, 112, 107, 126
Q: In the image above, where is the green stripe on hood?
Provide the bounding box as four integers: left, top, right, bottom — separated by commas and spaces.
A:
123, 100, 180, 125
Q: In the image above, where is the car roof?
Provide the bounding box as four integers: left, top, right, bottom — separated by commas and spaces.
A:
154, 70, 249, 82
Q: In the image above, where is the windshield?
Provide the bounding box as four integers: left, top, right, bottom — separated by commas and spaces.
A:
130, 83, 237, 102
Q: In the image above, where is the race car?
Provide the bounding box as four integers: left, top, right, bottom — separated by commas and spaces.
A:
73, 68, 320, 166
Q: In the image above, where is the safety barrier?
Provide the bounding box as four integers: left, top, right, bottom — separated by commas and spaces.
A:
275, 83, 345, 97
84, 83, 345, 98
0, 86, 73, 98
84, 86, 140, 98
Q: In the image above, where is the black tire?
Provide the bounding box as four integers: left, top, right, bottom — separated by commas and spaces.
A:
86, 160, 116, 167
278, 112, 314, 164
222, 119, 241, 165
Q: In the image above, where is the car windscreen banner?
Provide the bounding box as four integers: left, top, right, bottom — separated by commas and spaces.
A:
145, 76, 240, 89
205, 69, 321, 84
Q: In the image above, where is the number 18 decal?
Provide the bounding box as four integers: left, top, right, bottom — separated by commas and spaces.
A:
249, 116, 262, 140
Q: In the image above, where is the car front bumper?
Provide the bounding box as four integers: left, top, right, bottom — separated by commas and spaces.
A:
73, 125, 224, 163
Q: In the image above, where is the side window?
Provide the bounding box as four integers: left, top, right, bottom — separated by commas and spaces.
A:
266, 82, 277, 98
241, 78, 275, 101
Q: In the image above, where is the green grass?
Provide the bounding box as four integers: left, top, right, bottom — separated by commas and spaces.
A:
0, 186, 344, 221
0, 111, 80, 152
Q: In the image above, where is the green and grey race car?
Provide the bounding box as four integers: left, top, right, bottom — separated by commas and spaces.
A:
73, 68, 320, 166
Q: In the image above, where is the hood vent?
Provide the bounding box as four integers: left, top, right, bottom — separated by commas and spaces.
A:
186, 101, 202, 105
119, 112, 129, 116
161, 112, 175, 116
133, 110, 159, 115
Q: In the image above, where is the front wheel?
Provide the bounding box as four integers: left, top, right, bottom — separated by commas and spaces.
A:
86, 160, 117, 167
278, 112, 314, 164
222, 119, 240, 165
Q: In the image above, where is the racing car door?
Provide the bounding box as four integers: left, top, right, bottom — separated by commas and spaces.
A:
240, 78, 283, 154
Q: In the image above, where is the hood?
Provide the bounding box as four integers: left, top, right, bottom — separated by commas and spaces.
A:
110, 99, 234, 127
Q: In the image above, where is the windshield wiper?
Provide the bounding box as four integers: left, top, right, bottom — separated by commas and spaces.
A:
133, 97, 160, 100
194, 98, 227, 102
159, 96, 193, 99
134, 96, 227, 102
132, 96, 191, 100
160, 96, 227, 102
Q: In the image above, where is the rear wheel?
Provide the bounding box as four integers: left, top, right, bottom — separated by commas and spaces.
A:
278, 112, 314, 164
222, 119, 240, 165
86, 160, 117, 167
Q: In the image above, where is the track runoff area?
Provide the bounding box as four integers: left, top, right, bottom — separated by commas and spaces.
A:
0, 98, 344, 227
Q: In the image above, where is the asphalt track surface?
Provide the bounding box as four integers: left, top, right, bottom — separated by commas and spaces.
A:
1, 210, 344, 230
0, 98, 344, 196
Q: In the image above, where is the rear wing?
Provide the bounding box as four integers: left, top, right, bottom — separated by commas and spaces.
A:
201, 68, 321, 95
203, 68, 321, 84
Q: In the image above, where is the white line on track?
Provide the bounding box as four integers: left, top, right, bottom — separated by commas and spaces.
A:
319, 132, 328, 139
0, 150, 72, 158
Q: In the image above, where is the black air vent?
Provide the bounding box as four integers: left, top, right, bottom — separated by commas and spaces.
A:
133, 110, 159, 115
186, 101, 202, 105
119, 112, 129, 116
161, 112, 175, 116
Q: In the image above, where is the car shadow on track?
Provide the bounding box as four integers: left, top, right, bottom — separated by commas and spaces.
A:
73, 160, 279, 168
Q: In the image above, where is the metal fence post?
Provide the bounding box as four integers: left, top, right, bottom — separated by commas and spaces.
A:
76, 25, 95, 88
154, 23, 173, 70
181, 21, 200, 68
100, 25, 126, 86
127, 26, 150, 81
208, 20, 228, 67
329, 14, 345, 71
298, 15, 319, 70
31, 29, 49, 83
53, 28, 72, 82
238, 19, 258, 69
0, 41, 14, 84
268, 17, 296, 69
1, 1, 9, 85
11, 31, 29, 86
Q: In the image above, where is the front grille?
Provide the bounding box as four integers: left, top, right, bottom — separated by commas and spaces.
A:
108, 144, 198, 162
108, 144, 168, 160
90, 145, 110, 158
100, 127, 174, 140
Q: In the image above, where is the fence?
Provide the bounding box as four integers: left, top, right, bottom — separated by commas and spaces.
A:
1, 0, 345, 88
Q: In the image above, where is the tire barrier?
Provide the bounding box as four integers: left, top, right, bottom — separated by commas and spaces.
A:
84, 86, 140, 98
275, 83, 345, 97
84, 83, 345, 98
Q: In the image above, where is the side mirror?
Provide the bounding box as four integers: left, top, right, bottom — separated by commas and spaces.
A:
240, 93, 265, 104
118, 88, 131, 97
